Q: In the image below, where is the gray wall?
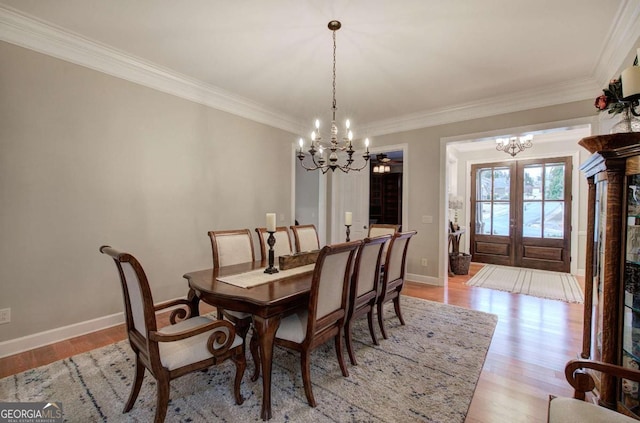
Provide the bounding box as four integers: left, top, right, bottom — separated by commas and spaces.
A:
0, 38, 599, 345
0, 41, 295, 341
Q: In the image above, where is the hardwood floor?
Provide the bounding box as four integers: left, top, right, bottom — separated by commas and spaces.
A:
404, 263, 584, 422
0, 263, 583, 422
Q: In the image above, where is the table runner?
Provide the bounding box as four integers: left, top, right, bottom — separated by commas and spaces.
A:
217, 264, 315, 288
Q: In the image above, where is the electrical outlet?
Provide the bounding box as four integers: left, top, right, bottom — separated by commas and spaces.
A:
0, 308, 10, 324
421, 258, 428, 267
421, 215, 433, 224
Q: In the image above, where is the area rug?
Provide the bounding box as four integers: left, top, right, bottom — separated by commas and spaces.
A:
0, 297, 497, 422
466, 264, 584, 303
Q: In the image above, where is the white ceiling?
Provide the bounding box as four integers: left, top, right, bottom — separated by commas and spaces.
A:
1, 1, 639, 138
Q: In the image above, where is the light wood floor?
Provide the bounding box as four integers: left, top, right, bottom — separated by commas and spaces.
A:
0, 263, 583, 422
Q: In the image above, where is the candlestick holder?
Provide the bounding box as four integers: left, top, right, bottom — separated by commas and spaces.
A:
345, 225, 351, 242
264, 231, 279, 274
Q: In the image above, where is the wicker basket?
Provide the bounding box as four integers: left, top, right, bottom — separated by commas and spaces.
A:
449, 252, 472, 275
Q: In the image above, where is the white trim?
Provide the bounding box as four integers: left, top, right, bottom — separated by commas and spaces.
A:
366, 78, 599, 137
0, 296, 196, 358
0, 5, 304, 135
2, 4, 638, 138
0, 312, 124, 359
406, 273, 442, 286
592, 0, 640, 85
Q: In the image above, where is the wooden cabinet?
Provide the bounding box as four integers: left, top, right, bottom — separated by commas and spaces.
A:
369, 173, 402, 225
581, 133, 640, 416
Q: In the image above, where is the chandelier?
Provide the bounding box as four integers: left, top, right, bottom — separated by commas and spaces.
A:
495, 134, 533, 157
296, 20, 370, 173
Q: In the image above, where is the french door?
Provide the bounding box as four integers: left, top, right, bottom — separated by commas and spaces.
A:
470, 156, 572, 272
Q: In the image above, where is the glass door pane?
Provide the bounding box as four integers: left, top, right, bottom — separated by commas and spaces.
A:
522, 163, 565, 239
475, 167, 511, 236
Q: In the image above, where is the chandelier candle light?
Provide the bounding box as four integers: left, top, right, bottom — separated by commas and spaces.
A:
264, 213, 278, 274
296, 20, 371, 173
345, 211, 352, 242
495, 134, 534, 157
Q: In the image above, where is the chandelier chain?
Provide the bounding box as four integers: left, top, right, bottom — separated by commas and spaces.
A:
332, 29, 337, 114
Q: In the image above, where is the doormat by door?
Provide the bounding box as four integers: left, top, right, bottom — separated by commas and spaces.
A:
465, 264, 583, 303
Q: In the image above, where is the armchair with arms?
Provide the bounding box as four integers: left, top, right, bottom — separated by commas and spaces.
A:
548, 359, 640, 422
100, 246, 245, 423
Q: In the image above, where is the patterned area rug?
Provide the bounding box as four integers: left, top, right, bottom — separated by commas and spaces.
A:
466, 264, 584, 303
0, 297, 497, 422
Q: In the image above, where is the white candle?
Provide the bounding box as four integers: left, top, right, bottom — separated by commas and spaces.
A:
622, 65, 640, 99
345, 212, 352, 226
266, 213, 276, 232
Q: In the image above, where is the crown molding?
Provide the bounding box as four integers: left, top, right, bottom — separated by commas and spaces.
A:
364, 77, 600, 137
0, 4, 636, 138
593, 0, 640, 85
0, 6, 305, 135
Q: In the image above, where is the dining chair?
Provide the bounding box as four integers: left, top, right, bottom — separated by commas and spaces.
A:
290, 224, 320, 252
367, 223, 400, 238
274, 240, 361, 407
344, 234, 391, 365
207, 229, 258, 378
100, 246, 245, 423
377, 230, 417, 339
255, 226, 293, 261
368, 223, 400, 267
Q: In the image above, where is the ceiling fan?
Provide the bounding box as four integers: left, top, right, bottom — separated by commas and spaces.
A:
372, 152, 402, 173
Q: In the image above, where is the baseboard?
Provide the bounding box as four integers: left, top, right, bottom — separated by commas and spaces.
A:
0, 274, 446, 359
407, 272, 443, 286
0, 312, 125, 359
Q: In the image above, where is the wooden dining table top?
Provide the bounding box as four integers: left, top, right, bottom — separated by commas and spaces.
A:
183, 260, 314, 318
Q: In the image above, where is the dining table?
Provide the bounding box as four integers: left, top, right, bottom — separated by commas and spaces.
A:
183, 260, 315, 421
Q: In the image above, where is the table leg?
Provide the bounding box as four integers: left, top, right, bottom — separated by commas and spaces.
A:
252, 314, 281, 421
186, 288, 200, 317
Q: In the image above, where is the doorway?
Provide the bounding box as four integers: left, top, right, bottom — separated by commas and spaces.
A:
330, 144, 408, 243
369, 151, 403, 227
470, 156, 572, 272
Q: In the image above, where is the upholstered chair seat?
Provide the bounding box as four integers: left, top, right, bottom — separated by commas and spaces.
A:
548, 397, 637, 422
157, 316, 243, 370
275, 309, 308, 343
547, 359, 640, 423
